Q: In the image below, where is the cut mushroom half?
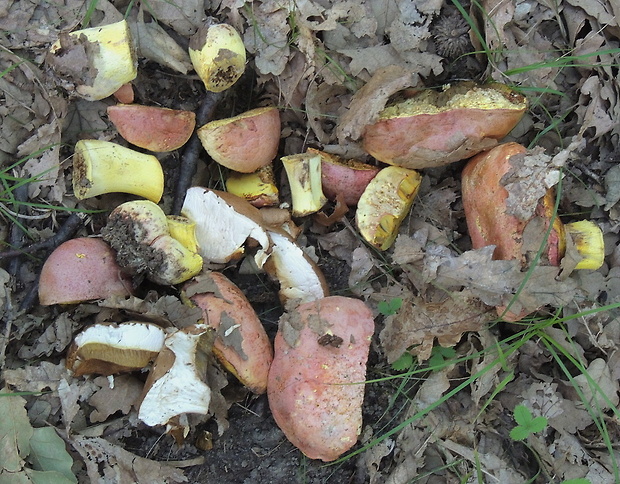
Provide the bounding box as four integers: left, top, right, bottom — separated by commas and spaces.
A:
67, 322, 166, 376
138, 324, 213, 429
281, 153, 327, 217
181, 187, 271, 267
263, 230, 329, 306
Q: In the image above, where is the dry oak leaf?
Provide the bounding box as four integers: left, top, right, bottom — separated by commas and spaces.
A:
380, 291, 495, 363
89, 375, 144, 423
70, 436, 187, 483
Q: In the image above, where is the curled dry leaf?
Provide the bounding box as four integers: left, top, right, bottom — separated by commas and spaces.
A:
268, 296, 374, 461
183, 271, 273, 394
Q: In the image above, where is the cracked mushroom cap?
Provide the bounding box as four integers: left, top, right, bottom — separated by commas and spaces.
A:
181, 187, 271, 266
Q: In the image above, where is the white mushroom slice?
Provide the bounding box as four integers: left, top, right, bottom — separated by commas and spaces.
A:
138, 324, 212, 427
264, 230, 329, 306
67, 322, 166, 376
181, 187, 271, 266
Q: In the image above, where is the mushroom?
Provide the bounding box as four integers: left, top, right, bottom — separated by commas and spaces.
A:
107, 104, 196, 152
362, 82, 527, 169
281, 152, 328, 217
189, 19, 246, 93
267, 296, 375, 461
197, 106, 281, 173
138, 324, 213, 428
46, 19, 137, 101
182, 271, 273, 394
39, 237, 133, 305
308, 148, 380, 207
101, 200, 203, 285
225, 164, 280, 208
181, 187, 271, 267
72, 139, 164, 203
67, 322, 166, 376
263, 230, 329, 306
461, 142, 605, 320
355, 165, 423, 250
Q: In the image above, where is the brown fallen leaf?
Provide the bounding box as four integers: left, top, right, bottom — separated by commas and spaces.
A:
380, 290, 495, 362
89, 375, 144, 423
336, 65, 419, 144
70, 435, 188, 483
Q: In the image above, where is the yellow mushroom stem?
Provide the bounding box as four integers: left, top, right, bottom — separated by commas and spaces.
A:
73, 139, 164, 203
564, 220, 605, 270
281, 153, 327, 217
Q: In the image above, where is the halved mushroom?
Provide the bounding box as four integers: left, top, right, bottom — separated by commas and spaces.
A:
362, 82, 527, 169
263, 230, 329, 306
67, 322, 166, 376
107, 104, 196, 152
39, 237, 133, 306
281, 152, 327, 217
183, 271, 273, 394
356, 165, 423, 250
197, 107, 280, 173
226, 164, 280, 208
181, 187, 271, 267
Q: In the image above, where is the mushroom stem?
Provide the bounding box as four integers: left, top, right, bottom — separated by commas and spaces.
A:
73, 139, 164, 202
281, 153, 327, 217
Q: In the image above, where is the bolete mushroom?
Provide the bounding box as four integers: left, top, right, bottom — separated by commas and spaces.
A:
189, 19, 246, 93
182, 271, 273, 394
225, 164, 280, 207
73, 139, 164, 203
39, 237, 133, 305
461, 142, 605, 319
67, 322, 166, 376
355, 165, 423, 251
281, 152, 328, 217
268, 296, 374, 461
362, 82, 527, 169
101, 200, 203, 285
107, 104, 196, 152
197, 106, 281, 173
46, 20, 137, 101
181, 187, 271, 267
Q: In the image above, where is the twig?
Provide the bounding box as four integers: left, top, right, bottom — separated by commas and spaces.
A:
0, 212, 85, 261
172, 91, 224, 215
6, 183, 29, 277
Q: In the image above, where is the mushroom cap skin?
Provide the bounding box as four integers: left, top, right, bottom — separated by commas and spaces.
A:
362, 82, 527, 169
197, 107, 281, 173
183, 271, 273, 394
267, 296, 375, 462
39, 237, 133, 305
107, 104, 196, 152
310, 149, 380, 207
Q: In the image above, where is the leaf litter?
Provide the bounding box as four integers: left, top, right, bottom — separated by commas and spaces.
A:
1, 0, 620, 482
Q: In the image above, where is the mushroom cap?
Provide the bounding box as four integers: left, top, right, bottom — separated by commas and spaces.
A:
268, 296, 374, 461
107, 104, 196, 152
39, 237, 132, 305
197, 107, 280, 173
183, 271, 273, 394
362, 82, 527, 169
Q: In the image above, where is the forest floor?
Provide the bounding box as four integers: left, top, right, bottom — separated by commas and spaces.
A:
1, 0, 620, 483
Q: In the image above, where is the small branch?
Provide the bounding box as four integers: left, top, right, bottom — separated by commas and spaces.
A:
172, 91, 224, 215
0, 212, 85, 261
